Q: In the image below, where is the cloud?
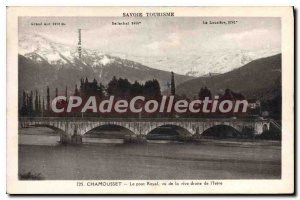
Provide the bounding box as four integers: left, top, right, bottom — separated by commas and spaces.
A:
146, 41, 160, 50
223, 29, 269, 41
145, 33, 181, 51
221, 29, 280, 50
19, 17, 281, 57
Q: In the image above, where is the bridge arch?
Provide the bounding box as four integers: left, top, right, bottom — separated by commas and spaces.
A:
21, 122, 68, 136
146, 124, 193, 141
200, 124, 242, 139
145, 123, 194, 140
19, 118, 271, 139
79, 122, 139, 136
19, 123, 72, 144
83, 124, 136, 138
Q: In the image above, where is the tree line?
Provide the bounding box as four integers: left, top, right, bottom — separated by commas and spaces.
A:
20, 76, 162, 117
20, 73, 257, 118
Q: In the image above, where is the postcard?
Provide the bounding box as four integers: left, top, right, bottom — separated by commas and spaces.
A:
6, 6, 294, 194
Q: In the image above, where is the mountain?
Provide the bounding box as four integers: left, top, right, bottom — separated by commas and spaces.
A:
110, 49, 281, 77
18, 33, 192, 97
175, 54, 282, 100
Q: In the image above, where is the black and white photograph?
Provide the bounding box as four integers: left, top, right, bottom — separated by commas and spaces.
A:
6, 6, 294, 194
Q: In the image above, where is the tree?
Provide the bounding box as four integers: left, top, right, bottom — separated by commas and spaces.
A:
47, 86, 50, 112
35, 90, 38, 114
20, 91, 27, 116
42, 98, 45, 116
38, 95, 41, 114
198, 86, 212, 100
79, 77, 104, 98
144, 79, 161, 100
131, 81, 143, 96
80, 78, 84, 91
220, 89, 244, 101
25, 93, 29, 115
22, 91, 26, 108
171, 71, 175, 95
28, 91, 33, 116
117, 78, 131, 97
65, 86, 68, 98
65, 86, 68, 108
107, 76, 118, 96
74, 84, 79, 96
93, 78, 98, 85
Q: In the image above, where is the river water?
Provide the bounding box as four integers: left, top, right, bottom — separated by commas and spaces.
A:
19, 127, 281, 180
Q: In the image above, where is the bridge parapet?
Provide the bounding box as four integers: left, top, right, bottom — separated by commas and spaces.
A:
20, 117, 271, 137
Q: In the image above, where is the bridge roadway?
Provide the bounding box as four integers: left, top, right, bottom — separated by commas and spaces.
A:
19, 117, 271, 144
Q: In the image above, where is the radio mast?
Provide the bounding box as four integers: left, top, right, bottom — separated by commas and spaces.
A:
77, 29, 82, 59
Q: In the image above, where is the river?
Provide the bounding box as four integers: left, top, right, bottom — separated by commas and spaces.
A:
18, 127, 281, 180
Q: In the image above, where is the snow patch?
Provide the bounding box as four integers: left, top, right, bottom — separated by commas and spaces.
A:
100, 56, 113, 66
116, 49, 281, 77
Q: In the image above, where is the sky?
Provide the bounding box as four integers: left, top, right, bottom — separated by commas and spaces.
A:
19, 17, 281, 57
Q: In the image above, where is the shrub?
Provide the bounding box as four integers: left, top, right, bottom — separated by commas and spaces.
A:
19, 172, 44, 180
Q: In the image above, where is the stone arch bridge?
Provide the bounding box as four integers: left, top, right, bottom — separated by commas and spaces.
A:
19, 117, 271, 144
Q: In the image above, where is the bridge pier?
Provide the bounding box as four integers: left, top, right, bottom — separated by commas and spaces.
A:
59, 134, 70, 144
71, 135, 83, 145
59, 125, 83, 145
124, 134, 147, 144
59, 134, 82, 145
70, 125, 82, 145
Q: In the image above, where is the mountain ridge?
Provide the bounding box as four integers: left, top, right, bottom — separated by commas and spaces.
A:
111, 49, 281, 77
19, 33, 280, 77
18, 33, 192, 98
18, 33, 281, 103
176, 54, 282, 100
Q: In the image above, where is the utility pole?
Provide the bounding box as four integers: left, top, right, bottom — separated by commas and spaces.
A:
78, 29, 82, 59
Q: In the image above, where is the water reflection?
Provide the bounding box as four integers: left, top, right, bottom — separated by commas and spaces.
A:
18, 127, 281, 180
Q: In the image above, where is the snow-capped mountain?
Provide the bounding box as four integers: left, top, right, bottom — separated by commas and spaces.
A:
19, 33, 129, 72
111, 49, 281, 77
18, 33, 192, 96
19, 33, 280, 79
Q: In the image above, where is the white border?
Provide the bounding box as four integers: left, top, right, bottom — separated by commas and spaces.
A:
2, 3, 293, 197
